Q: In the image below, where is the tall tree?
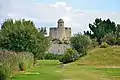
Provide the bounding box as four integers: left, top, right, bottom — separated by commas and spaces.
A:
0, 19, 50, 63
84, 18, 116, 44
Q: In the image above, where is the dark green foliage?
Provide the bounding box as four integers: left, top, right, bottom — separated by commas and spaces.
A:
59, 48, 79, 64
84, 18, 117, 44
102, 32, 117, 45
44, 53, 62, 60
116, 38, 120, 45
0, 19, 50, 60
100, 42, 109, 48
70, 34, 91, 56
116, 24, 120, 38
116, 24, 120, 45
0, 51, 34, 79
38, 27, 47, 35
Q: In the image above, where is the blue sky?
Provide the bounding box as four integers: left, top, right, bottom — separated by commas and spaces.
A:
0, 0, 120, 34
35, 0, 120, 11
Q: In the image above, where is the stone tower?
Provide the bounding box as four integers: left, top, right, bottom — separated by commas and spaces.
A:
58, 19, 64, 28
57, 19, 65, 41
49, 19, 71, 41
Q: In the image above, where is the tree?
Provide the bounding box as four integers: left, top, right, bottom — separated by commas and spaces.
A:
0, 19, 50, 64
38, 27, 47, 35
116, 24, 120, 38
84, 18, 116, 44
116, 24, 120, 45
70, 33, 91, 56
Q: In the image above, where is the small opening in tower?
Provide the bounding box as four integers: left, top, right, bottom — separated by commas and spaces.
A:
60, 24, 62, 26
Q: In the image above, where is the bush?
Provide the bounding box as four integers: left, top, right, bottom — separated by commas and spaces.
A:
116, 38, 120, 45
59, 48, 79, 64
102, 32, 117, 46
91, 38, 98, 48
100, 42, 109, 48
0, 51, 34, 79
70, 34, 92, 56
44, 53, 61, 60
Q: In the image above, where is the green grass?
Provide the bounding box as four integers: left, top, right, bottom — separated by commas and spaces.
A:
12, 46, 120, 80
78, 46, 120, 65
61, 63, 110, 80
12, 60, 62, 80
12, 60, 120, 80
96, 68, 120, 76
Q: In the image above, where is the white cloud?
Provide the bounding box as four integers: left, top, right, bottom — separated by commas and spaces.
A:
0, 0, 120, 35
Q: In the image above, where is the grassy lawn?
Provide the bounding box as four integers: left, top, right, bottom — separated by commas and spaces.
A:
11, 60, 120, 80
12, 46, 120, 80
96, 68, 120, 80
12, 60, 62, 80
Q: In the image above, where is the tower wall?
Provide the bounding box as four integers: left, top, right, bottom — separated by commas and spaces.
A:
57, 27, 65, 41
64, 27, 71, 40
50, 28, 57, 39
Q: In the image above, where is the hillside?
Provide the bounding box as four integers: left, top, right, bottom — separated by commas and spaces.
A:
77, 46, 120, 66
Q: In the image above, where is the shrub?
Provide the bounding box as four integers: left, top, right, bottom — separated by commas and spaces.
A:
91, 38, 98, 48
100, 42, 109, 48
102, 32, 117, 46
59, 48, 79, 64
44, 53, 61, 60
70, 34, 92, 56
116, 38, 120, 45
0, 51, 34, 79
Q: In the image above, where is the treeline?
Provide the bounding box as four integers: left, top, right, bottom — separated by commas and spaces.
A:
84, 18, 120, 45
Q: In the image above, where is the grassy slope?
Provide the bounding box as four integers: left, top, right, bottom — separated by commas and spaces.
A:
76, 46, 120, 79
77, 46, 120, 66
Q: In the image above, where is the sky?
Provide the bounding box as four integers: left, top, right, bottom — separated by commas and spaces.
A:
0, 0, 120, 35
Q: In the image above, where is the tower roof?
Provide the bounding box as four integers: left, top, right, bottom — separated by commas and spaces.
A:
58, 19, 64, 23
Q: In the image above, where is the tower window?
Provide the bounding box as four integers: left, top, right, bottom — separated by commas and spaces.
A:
60, 24, 62, 26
